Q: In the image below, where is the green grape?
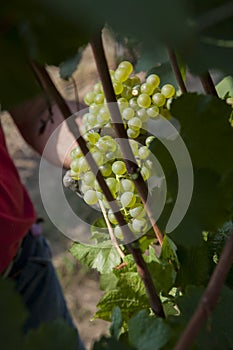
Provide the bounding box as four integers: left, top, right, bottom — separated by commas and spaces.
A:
83, 171, 95, 185
97, 107, 110, 123
84, 190, 98, 205
106, 177, 119, 194
145, 136, 156, 147
129, 139, 139, 155
122, 107, 135, 120
81, 183, 92, 194
85, 132, 100, 144
138, 146, 150, 159
146, 74, 160, 88
106, 139, 117, 152
96, 140, 108, 153
128, 117, 142, 130
92, 151, 104, 166
113, 80, 124, 95
112, 161, 127, 175
93, 82, 103, 93
137, 93, 151, 108
114, 68, 129, 82
96, 191, 103, 200
114, 225, 124, 240
70, 159, 80, 173
161, 84, 175, 98
118, 61, 133, 75
89, 103, 101, 115
117, 97, 129, 111
140, 83, 154, 95
141, 165, 150, 180
107, 209, 118, 225
99, 163, 112, 177
120, 191, 136, 208
152, 92, 166, 107
122, 86, 133, 99
136, 108, 149, 122
70, 146, 82, 159
145, 159, 153, 169
87, 113, 97, 127
120, 179, 135, 192
127, 128, 140, 139
84, 91, 96, 106
130, 76, 141, 86
78, 157, 90, 172
129, 97, 140, 110
147, 105, 159, 118
94, 180, 101, 192
132, 218, 147, 233
70, 170, 80, 180
94, 93, 105, 104
129, 205, 145, 218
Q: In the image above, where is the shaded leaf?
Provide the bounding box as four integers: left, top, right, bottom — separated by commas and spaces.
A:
70, 241, 121, 274
93, 335, 135, 350
128, 310, 171, 350
109, 306, 123, 339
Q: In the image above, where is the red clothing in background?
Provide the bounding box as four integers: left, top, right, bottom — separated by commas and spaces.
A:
0, 123, 36, 273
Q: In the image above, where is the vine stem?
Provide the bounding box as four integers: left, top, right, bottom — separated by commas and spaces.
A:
174, 230, 233, 350
199, 71, 218, 97
90, 31, 164, 246
167, 48, 187, 94
30, 61, 165, 318
98, 200, 125, 260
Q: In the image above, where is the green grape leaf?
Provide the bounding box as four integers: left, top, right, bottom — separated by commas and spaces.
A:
216, 76, 233, 98
160, 235, 180, 270
172, 285, 233, 349
109, 306, 123, 339
100, 273, 118, 291
24, 320, 77, 350
94, 272, 149, 322
60, 47, 85, 81
93, 335, 136, 350
170, 93, 233, 173
70, 241, 121, 274
0, 278, 28, 349
128, 310, 171, 350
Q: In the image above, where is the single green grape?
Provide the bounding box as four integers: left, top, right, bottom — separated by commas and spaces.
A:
113, 80, 124, 95
140, 83, 154, 95
118, 61, 133, 75
83, 171, 96, 185
84, 190, 98, 205
112, 161, 127, 175
78, 157, 90, 172
128, 117, 142, 130
92, 151, 104, 166
120, 179, 135, 192
94, 93, 105, 104
106, 177, 119, 194
141, 165, 150, 180
122, 107, 135, 120
99, 163, 112, 177
146, 74, 160, 88
147, 105, 159, 118
129, 139, 139, 155
107, 209, 118, 225
93, 82, 103, 93
136, 108, 149, 122
145, 136, 156, 147
120, 191, 136, 208
89, 103, 101, 115
84, 91, 96, 106
129, 205, 145, 218
117, 97, 129, 111
114, 225, 124, 240
137, 93, 151, 108
138, 146, 150, 159
70, 146, 82, 159
114, 68, 129, 82
132, 218, 147, 233
152, 92, 166, 107
129, 97, 140, 111
127, 128, 140, 139
161, 84, 175, 98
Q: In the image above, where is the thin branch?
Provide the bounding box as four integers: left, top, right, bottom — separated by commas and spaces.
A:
167, 48, 187, 94
199, 71, 218, 97
30, 61, 165, 318
90, 31, 164, 246
174, 230, 233, 350
71, 76, 80, 111
99, 200, 125, 260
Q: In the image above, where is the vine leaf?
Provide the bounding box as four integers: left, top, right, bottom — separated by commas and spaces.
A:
128, 310, 171, 350
94, 272, 149, 322
24, 320, 77, 350
216, 76, 233, 98
109, 306, 123, 339
70, 241, 121, 274
92, 335, 136, 350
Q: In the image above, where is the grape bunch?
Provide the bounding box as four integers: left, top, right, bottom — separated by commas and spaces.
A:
68, 61, 176, 240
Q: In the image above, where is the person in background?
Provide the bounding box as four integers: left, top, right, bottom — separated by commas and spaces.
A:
0, 95, 85, 350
